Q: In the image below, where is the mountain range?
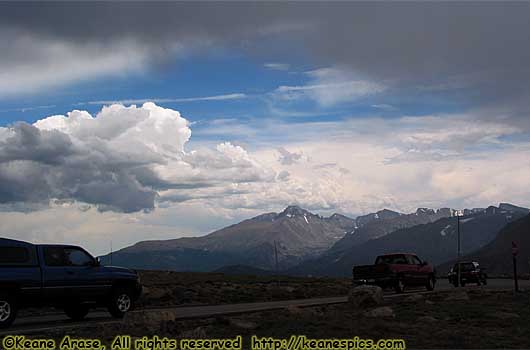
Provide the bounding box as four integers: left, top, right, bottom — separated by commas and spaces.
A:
101, 205, 357, 271
328, 207, 455, 254
100, 203, 529, 276
290, 204, 529, 276
439, 210, 530, 275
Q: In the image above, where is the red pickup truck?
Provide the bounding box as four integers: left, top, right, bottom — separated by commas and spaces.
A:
352, 253, 436, 293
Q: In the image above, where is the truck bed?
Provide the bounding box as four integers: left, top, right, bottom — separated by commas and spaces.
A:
353, 263, 395, 287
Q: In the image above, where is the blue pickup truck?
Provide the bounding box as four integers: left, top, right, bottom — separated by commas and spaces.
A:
0, 238, 142, 328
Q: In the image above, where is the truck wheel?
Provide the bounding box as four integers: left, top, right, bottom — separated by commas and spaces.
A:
426, 275, 435, 291
108, 288, 133, 318
0, 294, 17, 329
394, 277, 405, 294
64, 304, 89, 321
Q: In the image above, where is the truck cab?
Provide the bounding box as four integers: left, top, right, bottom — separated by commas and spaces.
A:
0, 238, 142, 328
353, 253, 436, 293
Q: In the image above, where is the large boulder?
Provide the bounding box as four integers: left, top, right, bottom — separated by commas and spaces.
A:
348, 285, 384, 308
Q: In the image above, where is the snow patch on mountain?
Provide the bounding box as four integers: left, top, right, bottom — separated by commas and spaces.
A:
441, 225, 452, 236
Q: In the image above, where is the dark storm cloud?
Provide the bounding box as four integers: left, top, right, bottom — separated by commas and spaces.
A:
0, 122, 74, 164
2, 2, 530, 121
0, 122, 159, 212
2, 2, 530, 77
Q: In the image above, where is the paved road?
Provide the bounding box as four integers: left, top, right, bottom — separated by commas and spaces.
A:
2, 278, 528, 335
3, 297, 349, 335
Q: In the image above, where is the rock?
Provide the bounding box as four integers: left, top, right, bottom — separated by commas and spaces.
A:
491, 312, 519, 319
417, 316, 438, 323
363, 306, 395, 318
283, 286, 296, 293
348, 285, 384, 308
230, 319, 258, 330
425, 300, 435, 305
404, 294, 424, 302
445, 291, 469, 301
179, 326, 207, 338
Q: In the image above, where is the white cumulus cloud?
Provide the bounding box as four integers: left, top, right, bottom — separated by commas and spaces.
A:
0, 103, 274, 212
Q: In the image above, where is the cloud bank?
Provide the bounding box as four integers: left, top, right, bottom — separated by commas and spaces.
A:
0, 103, 273, 212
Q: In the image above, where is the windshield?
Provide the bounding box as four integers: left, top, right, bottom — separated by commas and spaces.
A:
376, 255, 408, 264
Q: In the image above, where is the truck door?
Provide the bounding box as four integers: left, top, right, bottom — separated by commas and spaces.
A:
39, 246, 73, 303
62, 247, 111, 300
407, 255, 425, 285
391, 254, 415, 285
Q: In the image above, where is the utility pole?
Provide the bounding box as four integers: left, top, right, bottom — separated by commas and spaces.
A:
512, 241, 519, 293
274, 240, 280, 288
110, 240, 113, 266
457, 213, 461, 287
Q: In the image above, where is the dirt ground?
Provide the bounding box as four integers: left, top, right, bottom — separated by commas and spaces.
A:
24, 288, 530, 349
136, 270, 351, 308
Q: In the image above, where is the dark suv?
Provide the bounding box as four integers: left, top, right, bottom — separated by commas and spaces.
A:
0, 238, 142, 328
448, 261, 487, 287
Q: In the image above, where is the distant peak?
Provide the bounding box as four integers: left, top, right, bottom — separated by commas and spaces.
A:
416, 208, 435, 215
327, 213, 355, 222
376, 209, 402, 217
281, 205, 311, 216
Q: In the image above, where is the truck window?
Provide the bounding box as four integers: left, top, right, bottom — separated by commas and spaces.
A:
462, 262, 475, 271
43, 247, 94, 266
407, 255, 422, 265
0, 247, 29, 265
44, 247, 65, 266
375, 254, 407, 264
64, 248, 93, 266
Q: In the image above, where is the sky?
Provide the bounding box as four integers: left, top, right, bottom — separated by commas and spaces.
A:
1, 2, 530, 255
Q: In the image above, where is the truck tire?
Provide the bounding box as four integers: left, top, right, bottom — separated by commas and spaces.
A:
108, 288, 134, 318
394, 276, 405, 294
426, 275, 435, 291
0, 294, 17, 329
64, 304, 90, 321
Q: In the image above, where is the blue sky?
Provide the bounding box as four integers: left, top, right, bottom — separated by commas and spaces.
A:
0, 49, 469, 132
1, 2, 530, 254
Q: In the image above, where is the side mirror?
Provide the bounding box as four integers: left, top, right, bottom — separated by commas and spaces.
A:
94, 257, 101, 267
